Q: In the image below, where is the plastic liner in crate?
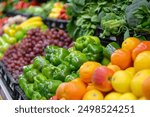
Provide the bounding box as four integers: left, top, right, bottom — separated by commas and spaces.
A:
0, 61, 17, 99
44, 18, 69, 30
14, 85, 27, 100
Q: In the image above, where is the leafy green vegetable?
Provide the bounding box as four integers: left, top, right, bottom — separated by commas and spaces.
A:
67, 0, 134, 39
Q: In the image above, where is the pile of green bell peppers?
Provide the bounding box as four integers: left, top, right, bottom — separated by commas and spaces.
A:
18, 35, 106, 100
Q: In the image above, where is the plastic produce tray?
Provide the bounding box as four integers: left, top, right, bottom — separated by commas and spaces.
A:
0, 61, 17, 99
5, 10, 32, 18
44, 18, 69, 30
95, 27, 150, 46
94, 27, 123, 46
14, 85, 27, 100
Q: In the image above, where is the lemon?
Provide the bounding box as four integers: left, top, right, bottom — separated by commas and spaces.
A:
82, 89, 104, 100
125, 67, 136, 77
119, 92, 137, 100
111, 70, 132, 93
131, 69, 150, 97
139, 97, 146, 100
104, 92, 122, 100
134, 51, 150, 72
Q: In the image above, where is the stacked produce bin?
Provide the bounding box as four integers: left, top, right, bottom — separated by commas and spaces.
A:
0, 0, 150, 100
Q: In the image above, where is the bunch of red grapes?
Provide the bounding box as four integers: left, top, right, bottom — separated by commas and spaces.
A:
2, 28, 73, 80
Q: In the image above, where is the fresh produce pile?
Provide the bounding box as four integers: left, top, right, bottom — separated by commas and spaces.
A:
18, 35, 112, 100
0, 15, 27, 36
0, 17, 8, 35
13, 0, 38, 10
1, 0, 39, 12
18, 36, 150, 100
0, 16, 46, 59
1, 0, 150, 101
48, 2, 69, 20
67, 0, 150, 39
2, 28, 72, 80
53, 37, 150, 100
12, 1, 69, 20
3, 15, 27, 29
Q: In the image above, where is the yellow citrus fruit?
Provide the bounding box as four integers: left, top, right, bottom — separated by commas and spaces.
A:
122, 37, 141, 51
86, 83, 95, 92
82, 89, 104, 100
125, 67, 136, 78
139, 97, 146, 100
111, 70, 132, 93
104, 92, 122, 100
119, 92, 137, 100
107, 64, 121, 72
131, 69, 150, 97
134, 51, 150, 72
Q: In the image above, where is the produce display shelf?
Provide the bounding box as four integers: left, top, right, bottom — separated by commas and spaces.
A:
0, 77, 13, 100
0, 61, 17, 99
4, 10, 32, 18
14, 85, 27, 100
5, 10, 69, 30
0, 37, 112, 100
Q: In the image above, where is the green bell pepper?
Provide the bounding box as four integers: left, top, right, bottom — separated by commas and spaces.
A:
42, 64, 57, 79
74, 36, 103, 62
64, 51, 88, 71
37, 79, 61, 99
53, 63, 71, 81
33, 56, 50, 71
65, 73, 79, 82
31, 91, 42, 100
25, 69, 39, 83
48, 80, 62, 94
74, 36, 100, 51
23, 64, 34, 73
24, 84, 34, 99
45, 46, 69, 66
33, 73, 47, 83
18, 74, 28, 90
82, 44, 103, 61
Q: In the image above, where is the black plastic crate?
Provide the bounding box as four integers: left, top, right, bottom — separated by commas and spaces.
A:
94, 27, 123, 46
5, 10, 32, 18
95, 26, 150, 46
0, 61, 17, 99
44, 18, 68, 30
14, 85, 27, 100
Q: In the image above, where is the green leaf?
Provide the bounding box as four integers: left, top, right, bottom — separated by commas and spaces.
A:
73, 0, 85, 6
76, 18, 85, 26
82, 14, 91, 19
91, 15, 99, 23
124, 28, 130, 40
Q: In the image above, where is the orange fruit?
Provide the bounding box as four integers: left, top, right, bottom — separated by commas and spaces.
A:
86, 83, 95, 92
132, 41, 150, 61
56, 78, 86, 100
79, 61, 101, 83
142, 77, 150, 100
122, 37, 141, 51
82, 89, 104, 100
111, 49, 132, 70
107, 64, 121, 72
